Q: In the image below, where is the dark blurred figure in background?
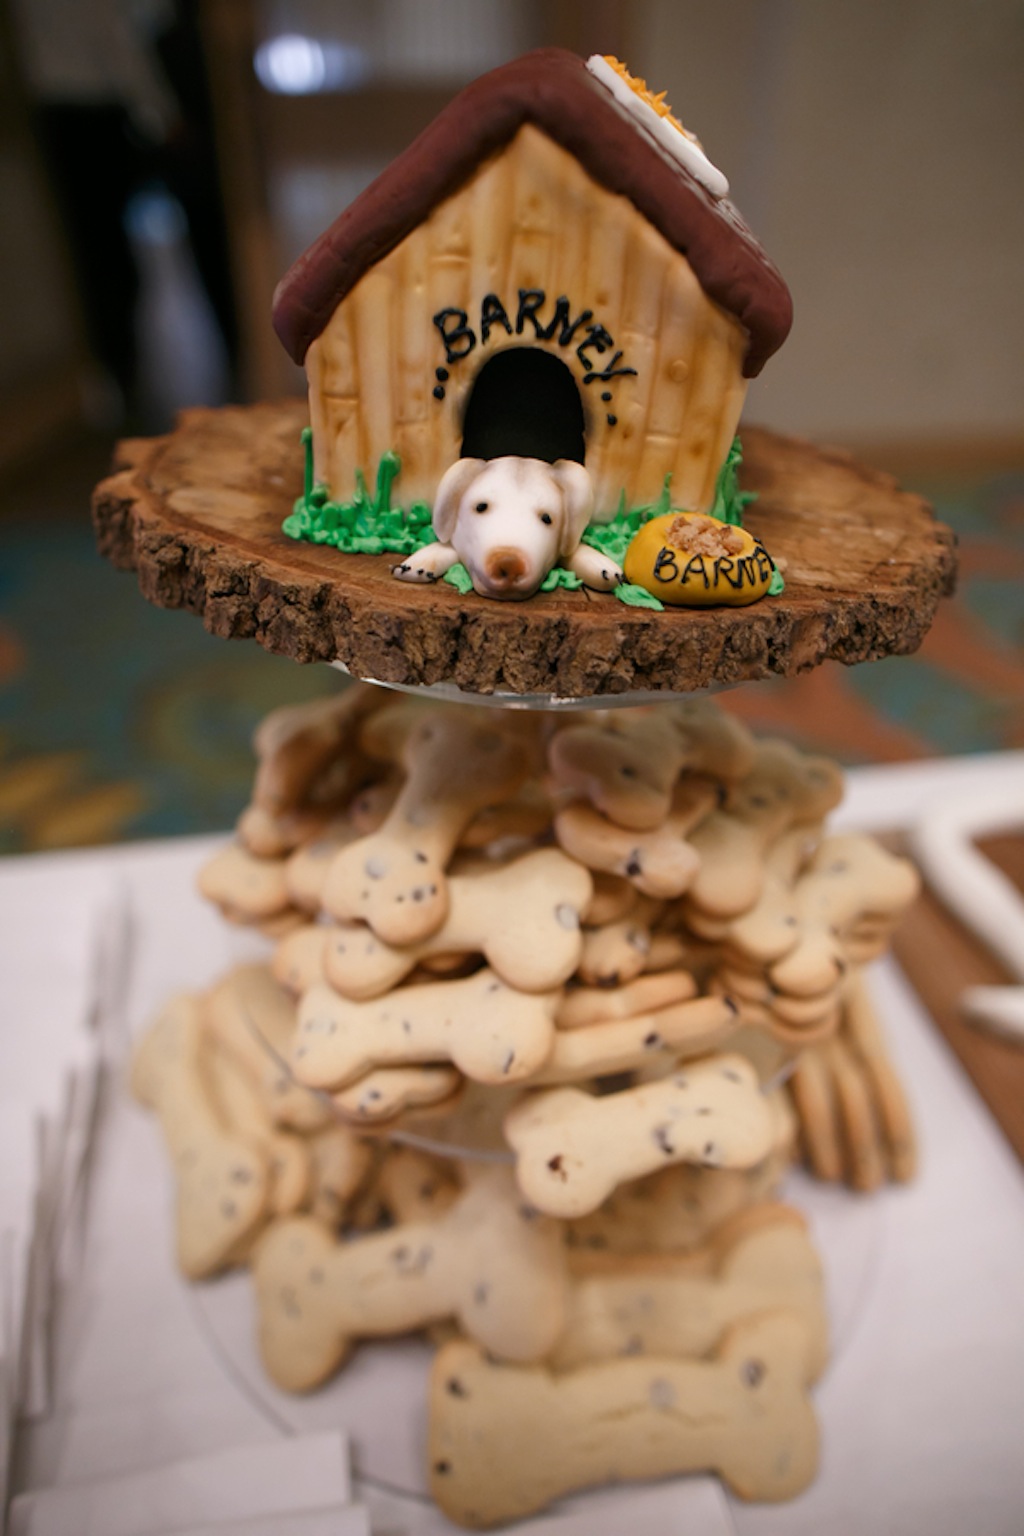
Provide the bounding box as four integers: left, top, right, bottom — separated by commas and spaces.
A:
10, 0, 238, 424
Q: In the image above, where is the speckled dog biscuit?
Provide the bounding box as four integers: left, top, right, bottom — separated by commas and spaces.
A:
205, 965, 330, 1134
428, 1310, 819, 1526
375, 1147, 461, 1224
321, 706, 532, 944
293, 969, 558, 1090
130, 994, 270, 1278
305, 1123, 375, 1228
330, 1064, 463, 1124
582, 872, 641, 926
203, 1031, 312, 1216
684, 741, 844, 920
554, 776, 718, 898
504, 1053, 775, 1218
271, 923, 328, 995
323, 849, 592, 998
251, 682, 381, 816
529, 993, 738, 1086
548, 701, 753, 831
761, 835, 919, 997
197, 842, 292, 925
552, 1203, 827, 1377
789, 970, 916, 1191
556, 970, 698, 1029
236, 801, 332, 860
577, 894, 663, 986
253, 1166, 568, 1391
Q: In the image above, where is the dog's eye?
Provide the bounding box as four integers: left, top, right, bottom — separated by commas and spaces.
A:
538, 512, 553, 526
474, 501, 489, 513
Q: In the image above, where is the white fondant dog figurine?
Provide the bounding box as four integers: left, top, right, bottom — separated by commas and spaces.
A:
392, 457, 624, 600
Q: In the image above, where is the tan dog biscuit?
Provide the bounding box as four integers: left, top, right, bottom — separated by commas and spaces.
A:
555, 776, 718, 898
130, 995, 270, 1277
253, 1166, 568, 1391
556, 970, 698, 1029
322, 707, 533, 944
504, 1053, 776, 1218
197, 842, 292, 924
205, 965, 331, 1134
237, 801, 334, 860
428, 1310, 819, 1526
548, 701, 754, 831
323, 849, 592, 998
551, 1203, 827, 1379
252, 682, 381, 816
684, 741, 844, 920
271, 923, 328, 995
305, 1123, 375, 1228
284, 817, 364, 911
293, 969, 558, 1090
577, 895, 663, 986
529, 993, 738, 1086
375, 1147, 461, 1224
582, 871, 641, 927
204, 1031, 313, 1216
331, 1064, 464, 1124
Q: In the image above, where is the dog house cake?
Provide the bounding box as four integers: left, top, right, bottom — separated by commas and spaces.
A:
88, 41, 966, 1535
272, 49, 793, 606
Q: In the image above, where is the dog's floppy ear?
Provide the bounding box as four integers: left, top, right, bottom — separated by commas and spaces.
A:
433, 458, 486, 544
550, 460, 595, 557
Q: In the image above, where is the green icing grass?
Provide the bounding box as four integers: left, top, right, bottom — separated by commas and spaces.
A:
283, 431, 780, 597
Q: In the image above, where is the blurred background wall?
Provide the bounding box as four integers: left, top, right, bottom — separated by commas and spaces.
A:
1, 0, 1021, 460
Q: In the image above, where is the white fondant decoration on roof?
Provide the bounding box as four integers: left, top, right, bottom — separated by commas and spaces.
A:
587, 55, 729, 200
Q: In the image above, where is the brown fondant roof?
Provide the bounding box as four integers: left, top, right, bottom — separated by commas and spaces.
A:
273, 48, 792, 378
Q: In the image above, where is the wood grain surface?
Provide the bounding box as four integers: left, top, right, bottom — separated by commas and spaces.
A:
91, 400, 957, 698
890, 834, 1024, 1164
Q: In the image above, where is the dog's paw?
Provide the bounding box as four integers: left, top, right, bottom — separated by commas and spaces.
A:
392, 561, 439, 584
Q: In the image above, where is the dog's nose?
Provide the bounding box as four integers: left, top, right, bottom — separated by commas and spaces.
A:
485, 548, 528, 585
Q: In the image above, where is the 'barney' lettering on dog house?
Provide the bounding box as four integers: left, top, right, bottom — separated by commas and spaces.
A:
273, 49, 792, 519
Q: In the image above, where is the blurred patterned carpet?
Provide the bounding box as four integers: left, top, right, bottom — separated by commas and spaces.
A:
1, 462, 1022, 854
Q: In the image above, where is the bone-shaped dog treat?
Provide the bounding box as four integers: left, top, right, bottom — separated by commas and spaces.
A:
252, 1166, 569, 1391
554, 777, 718, 898
528, 994, 738, 1087
766, 835, 920, 998
375, 1147, 461, 1225
321, 707, 533, 944
305, 1123, 375, 1228
293, 968, 558, 1090
271, 924, 328, 996
252, 682, 382, 816
428, 1310, 819, 1525
283, 817, 363, 912
204, 1032, 312, 1216
549, 700, 754, 830
551, 1203, 828, 1378
556, 970, 698, 1029
205, 964, 330, 1133
330, 1064, 464, 1124
323, 849, 592, 999
577, 894, 664, 986
582, 871, 641, 926
505, 1053, 775, 1218
130, 995, 270, 1277
197, 843, 292, 924
237, 801, 332, 860
684, 741, 844, 920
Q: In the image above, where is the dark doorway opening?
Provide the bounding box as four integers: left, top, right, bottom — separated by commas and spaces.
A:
460, 348, 586, 464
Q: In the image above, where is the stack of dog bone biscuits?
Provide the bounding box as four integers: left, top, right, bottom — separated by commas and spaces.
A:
132, 682, 922, 1525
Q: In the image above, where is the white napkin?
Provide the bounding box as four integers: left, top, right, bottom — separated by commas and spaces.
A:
7, 1432, 353, 1536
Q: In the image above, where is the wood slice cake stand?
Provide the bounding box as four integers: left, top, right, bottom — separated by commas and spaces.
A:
92, 399, 956, 703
